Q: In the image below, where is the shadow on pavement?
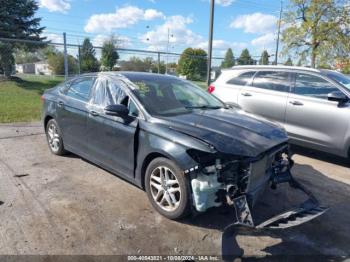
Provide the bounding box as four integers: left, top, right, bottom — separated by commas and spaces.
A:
291, 145, 349, 168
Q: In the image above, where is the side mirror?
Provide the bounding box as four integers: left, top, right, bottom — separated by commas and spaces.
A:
327, 91, 348, 103
104, 104, 129, 117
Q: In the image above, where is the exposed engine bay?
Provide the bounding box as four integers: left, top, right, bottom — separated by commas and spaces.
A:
187, 144, 328, 229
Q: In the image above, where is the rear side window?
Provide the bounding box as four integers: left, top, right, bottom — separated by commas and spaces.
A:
227, 71, 256, 86
293, 73, 339, 99
252, 71, 290, 92
66, 77, 95, 102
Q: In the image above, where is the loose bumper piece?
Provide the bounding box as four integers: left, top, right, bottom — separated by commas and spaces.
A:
231, 169, 328, 229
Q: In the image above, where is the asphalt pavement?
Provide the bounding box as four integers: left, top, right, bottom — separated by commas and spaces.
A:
0, 122, 349, 260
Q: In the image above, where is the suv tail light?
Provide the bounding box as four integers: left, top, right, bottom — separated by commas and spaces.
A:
208, 85, 215, 94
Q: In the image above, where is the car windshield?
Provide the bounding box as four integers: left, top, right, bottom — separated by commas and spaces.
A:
325, 71, 350, 90
125, 75, 225, 116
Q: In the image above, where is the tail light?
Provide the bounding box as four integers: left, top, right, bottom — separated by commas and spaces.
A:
208, 85, 215, 94
40, 95, 45, 103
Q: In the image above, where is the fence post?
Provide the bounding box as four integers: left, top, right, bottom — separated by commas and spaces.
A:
63, 32, 68, 79
157, 52, 160, 74
77, 44, 81, 75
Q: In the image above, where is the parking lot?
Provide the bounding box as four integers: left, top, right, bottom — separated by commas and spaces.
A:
0, 122, 349, 259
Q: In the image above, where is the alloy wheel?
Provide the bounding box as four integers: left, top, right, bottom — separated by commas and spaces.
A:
47, 123, 60, 152
149, 166, 181, 212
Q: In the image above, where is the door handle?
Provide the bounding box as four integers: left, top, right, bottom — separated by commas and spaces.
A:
289, 100, 304, 106
241, 92, 252, 97
89, 110, 99, 117
58, 101, 64, 107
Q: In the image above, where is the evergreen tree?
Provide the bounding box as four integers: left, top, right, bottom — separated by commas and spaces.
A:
177, 48, 207, 81
259, 50, 269, 65
221, 48, 235, 68
285, 57, 293, 66
101, 37, 119, 71
80, 38, 99, 73
0, 0, 44, 77
237, 49, 254, 65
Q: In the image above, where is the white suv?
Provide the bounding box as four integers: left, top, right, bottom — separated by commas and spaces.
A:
210, 65, 350, 158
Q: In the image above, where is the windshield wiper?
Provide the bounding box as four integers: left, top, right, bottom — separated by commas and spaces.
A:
185, 105, 223, 110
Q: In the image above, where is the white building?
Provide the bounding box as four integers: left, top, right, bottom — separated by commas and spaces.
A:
15, 61, 52, 75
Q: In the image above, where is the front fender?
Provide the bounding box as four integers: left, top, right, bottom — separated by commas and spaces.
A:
134, 121, 216, 187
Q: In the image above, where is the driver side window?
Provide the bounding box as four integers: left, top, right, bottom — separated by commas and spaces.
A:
92, 78, 139, 117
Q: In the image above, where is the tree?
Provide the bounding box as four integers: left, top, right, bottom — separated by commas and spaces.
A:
0, 44, 15, 76
101, 37, 119, 71
285, 57, 293, 66
151, 61, 166, 74
177, 48, 207, 81
80, 38, 99, 73
221, 48, 235, 68
47, 50, 78, 75
259, 50, 269, 65
281, 0, 350, 68
0, 0, 45, 77
120, 57, 158, 73
341, 62, 350, 74
14, 46, 55, 64
237, 49, 254, 65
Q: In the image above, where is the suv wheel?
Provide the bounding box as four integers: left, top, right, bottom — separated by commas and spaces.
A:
145, 157, 191, 220
45, 119, 66, 155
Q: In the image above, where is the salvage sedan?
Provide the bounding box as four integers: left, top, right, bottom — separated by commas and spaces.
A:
42, 72, 326, 228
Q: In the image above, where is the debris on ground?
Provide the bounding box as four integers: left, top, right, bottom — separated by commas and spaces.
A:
13, 173, 29, 178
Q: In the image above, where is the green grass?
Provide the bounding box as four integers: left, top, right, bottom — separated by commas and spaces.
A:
0, 74, 63, 123
0, 75, 207, 123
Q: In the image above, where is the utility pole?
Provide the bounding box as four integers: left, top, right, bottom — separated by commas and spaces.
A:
207, 0, 215, 87
275, 0, 283, 65
63, 32, 68, 79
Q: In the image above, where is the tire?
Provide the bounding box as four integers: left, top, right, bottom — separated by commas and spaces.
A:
145, 157, 191, 220
45, 119, 66, 156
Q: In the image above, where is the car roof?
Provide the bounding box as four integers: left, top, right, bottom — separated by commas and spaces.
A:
73, 71, 179, 81
224, 65, 321, 73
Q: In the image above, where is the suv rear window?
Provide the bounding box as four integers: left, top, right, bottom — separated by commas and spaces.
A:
252, 71, 290, 92
227, 71, 256, 86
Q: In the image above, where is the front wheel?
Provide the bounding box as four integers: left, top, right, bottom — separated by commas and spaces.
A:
45, 119, 66, 156
145, 157, 191, 220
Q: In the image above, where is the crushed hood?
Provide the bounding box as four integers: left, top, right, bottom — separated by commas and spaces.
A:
158, 108, 288, 157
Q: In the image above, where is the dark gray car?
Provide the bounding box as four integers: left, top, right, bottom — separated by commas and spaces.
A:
211, 66, 350, 158
42, 72, 326, 228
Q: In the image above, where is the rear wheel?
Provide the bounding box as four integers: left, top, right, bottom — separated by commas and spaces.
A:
45, 119, 66, 156
145, 157, 191, 220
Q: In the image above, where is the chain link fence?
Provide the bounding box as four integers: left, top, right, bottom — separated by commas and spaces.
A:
1, 33, 275, 86
0, 35, 232, 83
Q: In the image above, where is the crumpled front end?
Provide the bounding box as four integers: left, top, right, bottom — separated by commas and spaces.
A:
186, 143, 327, 229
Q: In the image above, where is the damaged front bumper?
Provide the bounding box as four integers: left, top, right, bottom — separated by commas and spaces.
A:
233, 173, 328, 229
188, 144, 328, 229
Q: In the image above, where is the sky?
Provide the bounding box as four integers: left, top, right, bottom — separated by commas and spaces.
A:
37, 0, 284, 63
